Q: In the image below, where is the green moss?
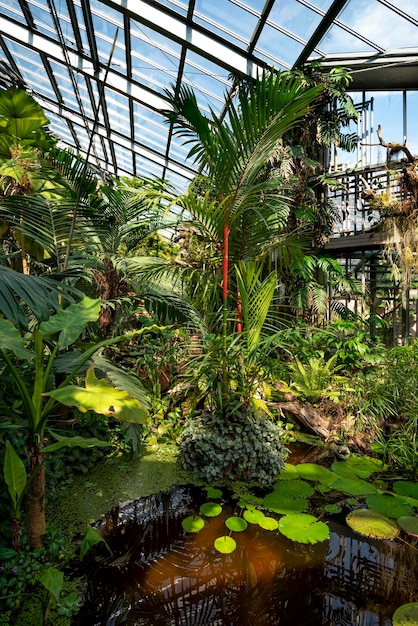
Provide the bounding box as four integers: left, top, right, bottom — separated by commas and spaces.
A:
47, 444, 190, 541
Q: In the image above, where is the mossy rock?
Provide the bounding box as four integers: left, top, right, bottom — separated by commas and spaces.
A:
346, 508, 399, 540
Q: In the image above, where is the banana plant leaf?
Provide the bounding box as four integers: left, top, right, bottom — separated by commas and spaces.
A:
39, 297, 101, 349
42, 433, 112, 453
46, 367, 148, 423
0, 318, 34, 360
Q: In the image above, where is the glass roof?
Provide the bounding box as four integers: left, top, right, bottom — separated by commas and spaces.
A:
0, 0, 417, 189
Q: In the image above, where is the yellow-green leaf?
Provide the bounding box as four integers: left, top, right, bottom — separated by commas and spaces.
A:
46, 367, 148, 423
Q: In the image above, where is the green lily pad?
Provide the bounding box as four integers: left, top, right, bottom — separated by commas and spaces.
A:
279, 513, 329, 544
345, 455, 384, 476
397, 516, 418, 538
346, 509, 399, 540
273, 479, 315, 498
205, 486, 223, 499
214, 536, 236, 554
392, 602, 418, 625
236, 493, 263, 508
258, 516, 279, 531
200, 502, 222, 517
366, 494, 413, 519
324, 504, 342, 514
280, 463, 300, 479
393, 481, 418, 500
263, 492, 308, 514
331, 461, 359, 478
332, 476, 377, 496
225, 516, 248, 532
243, 508, 266, 524
295, 463, 334, 483
315, 484, 331, 494
182, 516, 205, 533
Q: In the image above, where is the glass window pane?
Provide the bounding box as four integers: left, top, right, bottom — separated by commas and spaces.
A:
406, 91, 418, 157
268, 0, 323, 42
130, 21, 181, 93
255, 26, 304, 68
194, 0, 259, 46
337, 0, 418, 50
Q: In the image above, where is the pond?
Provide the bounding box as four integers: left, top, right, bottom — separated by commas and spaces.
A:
73, 483, 418, 626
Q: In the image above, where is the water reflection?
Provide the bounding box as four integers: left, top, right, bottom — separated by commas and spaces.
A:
74, 485, 418, 626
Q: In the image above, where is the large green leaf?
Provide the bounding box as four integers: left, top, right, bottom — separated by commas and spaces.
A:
39, 297, 101, 348
0, 265, 77, 326
80, 526, 111, 560
332, 475, 377, 496
42, 433, 111, 453
279, 513, 329, 544
273, 479, 315, 498
38, 567, 64, 601
295, 463, 334, 483
3, 440, 27, 508
392, 602, 418, 626
393, 481, 418, 500
46, 367, 148, 423
366, 494, 413, 519
0, 88, 49, 142
346, 509, 399, 540
263, 492, 308, 515
0, 318, 34, 360
397, 516, 418, 538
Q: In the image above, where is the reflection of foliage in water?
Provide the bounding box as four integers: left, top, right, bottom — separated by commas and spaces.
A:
76, 482, 418, 626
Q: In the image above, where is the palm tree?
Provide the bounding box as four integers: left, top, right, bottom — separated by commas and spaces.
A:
158, 70, 324, 399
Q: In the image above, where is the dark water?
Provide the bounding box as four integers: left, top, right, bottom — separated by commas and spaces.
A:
74, 485, 418, 626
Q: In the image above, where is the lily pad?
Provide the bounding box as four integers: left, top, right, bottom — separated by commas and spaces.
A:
295, 463, 334, 483
324, 504, 342, 514
280, 463, 300, 479
397, 516, 418, 538
332, 476, 377, 496
214, 536, 236, 554
182, 516, 205, 533
263, 492, 308, 514
225, 516, 248, 532
345, 455, 384, 477
332, 460, 359, 478
273, 479, 315, 498
200, 502, 222, 517
258, 516, 279, 531
392, 602, 418, 625
346, 509, 399, 540
279, 513, 329, 544
366, 494, 413, 519
243, 508, 266, 524
393, 481, 418, 500
205, 486, 223, 499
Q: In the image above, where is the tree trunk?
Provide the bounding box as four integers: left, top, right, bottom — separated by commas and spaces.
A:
26, 438, 46, 549
11, 516, 22, 552
268, 400, 332, 439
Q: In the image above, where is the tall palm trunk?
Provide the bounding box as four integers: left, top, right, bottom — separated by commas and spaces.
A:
26, 437, 46, 549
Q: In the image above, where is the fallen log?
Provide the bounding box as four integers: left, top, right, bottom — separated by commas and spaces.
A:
268, 400, 332, 440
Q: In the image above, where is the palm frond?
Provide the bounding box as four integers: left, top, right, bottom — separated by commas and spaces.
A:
235, 261, 277, 350
0, 264, 79, 326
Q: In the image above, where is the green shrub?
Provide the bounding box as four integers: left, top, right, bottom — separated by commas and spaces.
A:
179, 408, 288, 488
